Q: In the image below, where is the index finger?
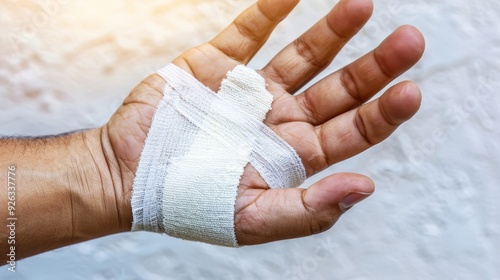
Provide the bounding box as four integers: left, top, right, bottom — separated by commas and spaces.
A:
210, 0, 300, 64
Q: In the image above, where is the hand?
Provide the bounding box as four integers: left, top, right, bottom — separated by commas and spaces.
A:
104, 0, 425, 244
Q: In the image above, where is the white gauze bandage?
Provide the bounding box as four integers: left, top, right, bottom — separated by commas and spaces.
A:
131, 64, 306, 247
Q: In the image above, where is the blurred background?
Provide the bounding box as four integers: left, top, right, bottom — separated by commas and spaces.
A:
1, 0, 499, 279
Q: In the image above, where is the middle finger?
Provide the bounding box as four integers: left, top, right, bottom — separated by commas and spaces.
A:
262, 0, 374, 94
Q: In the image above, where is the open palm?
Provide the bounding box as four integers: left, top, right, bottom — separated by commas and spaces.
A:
105, 0, 425, 245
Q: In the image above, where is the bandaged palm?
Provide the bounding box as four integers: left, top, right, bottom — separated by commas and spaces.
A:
106, 0, 425, 245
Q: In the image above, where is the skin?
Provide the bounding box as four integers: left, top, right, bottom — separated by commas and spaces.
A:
0, 0, 425, 262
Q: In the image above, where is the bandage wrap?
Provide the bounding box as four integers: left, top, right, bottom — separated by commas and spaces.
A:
131, 64, 306, 246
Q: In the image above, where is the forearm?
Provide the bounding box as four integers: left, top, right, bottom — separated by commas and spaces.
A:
0, 128, 129, 262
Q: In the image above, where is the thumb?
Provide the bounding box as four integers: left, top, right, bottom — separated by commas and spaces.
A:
302, 173, 375, 230
235, 173, 375, 245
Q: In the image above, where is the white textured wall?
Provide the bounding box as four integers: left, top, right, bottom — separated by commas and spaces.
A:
1, 0, 499, 279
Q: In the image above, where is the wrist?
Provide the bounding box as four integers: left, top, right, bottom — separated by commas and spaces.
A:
0, 130, 131, 261
77, 127, 132, 237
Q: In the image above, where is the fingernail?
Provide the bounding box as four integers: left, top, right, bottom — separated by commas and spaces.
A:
339, 192, 372, 212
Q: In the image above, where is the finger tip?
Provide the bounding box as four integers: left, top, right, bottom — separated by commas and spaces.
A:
345, 0, 375, 16
386, 81, 422, 123
259, 0, 300, 20
403, 81, 422, 109
375, 26, 425, 77
341, 173, 376, 192
307, 173, 375, 202
348, 173, 376, 194
329, 0, 374, 32
397, 25, 426, 58
331, 173, 375, 212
